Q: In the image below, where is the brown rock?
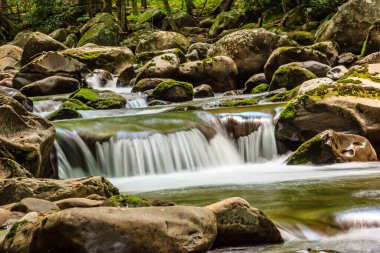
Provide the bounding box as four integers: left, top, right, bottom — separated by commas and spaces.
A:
11, 198, 60, 214
54, 198, 104, 210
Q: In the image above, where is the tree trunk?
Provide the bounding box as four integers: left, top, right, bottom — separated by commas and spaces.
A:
185, 0, 195, 15
163, 0, 171, 14
132, 0, 139, 15
141, 0, 147, 9
117, 0, 127, 31
212, 0, 235, 16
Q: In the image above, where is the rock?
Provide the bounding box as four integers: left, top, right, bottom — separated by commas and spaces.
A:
0, 208, 24, 227
209, 11, 246, 37
264, 46, 329, 82
8, 30, 33, 49
185, 50, 199, 61
266, 87, 300, 103
54, 198, 104, 210
308, 41, 339, 65
63, 33, 79, 48
287, 130, 377, 165
103, 195, 150, 207
0, 72, 13, 88
297, 77, 334, 95
178, 56, 238, 92
136, 53, 180, 80
49, 28, 71, 43
20, 76, 80, 96
0, 206, 217, 253
337, 64, 380, 86
162, 12, 196, 30
243, 73, 267, 94
269, 64, 317, 91
132, 78, 170, 93
200, 18, 214, 28
187, 43, 211, 60
13, 52, 87, 89
137, 9, 166, 27
69, 88, 126, 109
20, 32, 67, 66
355, 52, 380, 65
0, 86, 33, 111
181, 27, 208, 35
136, 48, 187, 65
282, 61, 331, 78
362, 20, 380, 56
150, 80, 193, 102
0, 176, 118, 205
251, 83, 269, 94
61, 46, 135, 74
0, 95, 55, 178
194, 84, 214, 98
287, 31, 315, 46
121, 27, 155, 52
117, 64, 136, 86
0, 45, 23, 70
205, 197, 283, 247
47, 108, 83, 121
0, 158, 33, 179
84, 69, 113, 88
136, 31, 190, 54
337, 52, 358, 67
316, 0, 380, 54
11, 198, 60, 214
208, 29, 294, 81
326, 66, 348, 80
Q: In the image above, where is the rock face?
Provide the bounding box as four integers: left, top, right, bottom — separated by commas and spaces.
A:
208, 29, 294, 81
287, 130, 377, 165
0, 176, 119, 205
205, 197, 283, 247
20, 32, 67, 66
13, 52, 87, 89
151, 80, 194, 102
316, 0, 380, 54
20, 76, 80, 96
136, 31, 190, 54
0, 206, 217, 253
0, 45, 23, 70
0, 95, 55, 178
62, 46, 135, 74
178, 56, 238, 92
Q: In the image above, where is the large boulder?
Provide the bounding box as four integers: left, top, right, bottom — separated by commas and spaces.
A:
316, 0, 380, 54
121, 27, 155, 52
13, 52, 88, 89
150, 80, 193, 102
362, 19, 380, 56
205, 197, 283, 247
178, 56, 238, 92
287, 130, 377, 165
0, 95, 55, 178
136, 53, 180, 80
0, 45, 23, 70
187, 43, 211, 60
78, 13, 120, 47
209, 11, 246, 37
20, 76, 80, 97
20, 32, 67, 66
61, 46, 135, 74
0, 176, 118, 205
7, 30, 33, 49
0, 206, 217, 253
269, 64, 317, 91
264, 46, 329, 82
132, 78, 170, 93
136, 48, 187, 65
69, 88, 126, 109
136, 31, 190, 54
207, 29, 294, 81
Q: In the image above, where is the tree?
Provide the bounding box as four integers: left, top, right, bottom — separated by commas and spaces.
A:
117, 0, 127, 31
141, 0, 147, 10
162, 0, 171, 14
185, 0, 195, 15
132, 0, 139, 15
212, 0, 235, 15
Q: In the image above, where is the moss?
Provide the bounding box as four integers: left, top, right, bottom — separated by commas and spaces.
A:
166, 105, 204, 112
241, 23, 257, 29
47, 108, 83, 121
361, 24, 376, 56
270, 65, 317, 90
77, 21, 119, 47
79, 51, 101, 60
219, 98, 258, 108
160, 54, 176, 65
287, 134, 322, 165
288, 31, 315, 45
6, 220, 28, 245
152, 80, 194, 100
61, 98, 94, 110
70, 88, 126, 109
14, 146, 37, 164
41, 217, 48, 226
202, 57, 216, 63
251, 83, 269, 94
267, 86, 300, 102
336, 79, 362, 84
338, 65, 380, 84
106, 195, 151, 207
278, 101, 297, 121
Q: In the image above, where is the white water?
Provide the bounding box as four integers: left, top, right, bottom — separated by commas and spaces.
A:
33, 100, 62, 117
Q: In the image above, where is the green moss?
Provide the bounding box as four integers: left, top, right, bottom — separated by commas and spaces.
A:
336, 79, 362, 84
219, 98, 258, 108
288, 31, 315, 45
106, 195, 151, 207
270, 65, 317, 90
41, 217, 48, 226
6, 220, 28, 245
279, 101, 297, 121
287, 134, 322, 165
361, 24, 376, 56
61, 98, 94, 110
202, 57, 216, 63
47, 108, 83, 121
338, 65, 380, 84
70, 88, 126, 109
152, 80, 194, 100
267, 86, 300, 102
79, 51, 101, 60
251, 83, 269, 94
160, 54, 176, 65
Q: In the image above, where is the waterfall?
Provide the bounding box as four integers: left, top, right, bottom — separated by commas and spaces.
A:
57, 128, 242, 178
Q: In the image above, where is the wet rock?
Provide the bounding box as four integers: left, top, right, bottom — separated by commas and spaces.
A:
0, 176, 119, 205
187, 43, 211, 60
0, 95, 55, 178
206, 197, 283, 247
136, 31, 190, 54
47, 108, 83, 121
337, 52, 358, 67
20, 32, 67, 66
178, 56, 238, 92
54, 198, 104, 210
209, 11, 246, 37
84, 69, 113, 88
13, 51, 87, 89
136, 53, 180, 80
0, 158, 33, 179
11, 198, 60, 214
193, 84, 214, 98
326, 66, 348, 81
0, 45, 23, 70
150, 80, 193, 102
269, 64, 317, 91
208, 29, 294, 81
20, 76, 80, 96
69, 88, 126, 109
0, 206, 217, 253
264, 46, 329, 82
117, 64, 136, 86
61, 46, 134, 74
287, 130, 377, 165
0, 86, 33, 111
132, 78, 170, 93
243, 73, 267, 94
316, 0, 380, 54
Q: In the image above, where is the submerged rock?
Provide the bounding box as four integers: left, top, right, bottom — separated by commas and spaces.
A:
206, 197, 283, 247
0, 206, 217, 253
287, 130, 377, 165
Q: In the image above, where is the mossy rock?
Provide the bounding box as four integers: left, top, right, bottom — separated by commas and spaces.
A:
277, 101, 297, 121
78, 21, 120, 47
266, 86, 300, 102
219, 98, 258, 108
287, 133, 326, 165
60, 98, 94, 110
288, 31, 315, 46
338, 64, 380, 84
251, 83, 269, 94
209, 11, 246, 37
80, 13, 116, 34
166, 105, 204, 112
243, 73, 267, 94
151, 80, 193, 102
137, 9, 165, 26
270, 65, 317, 91
70, 88, 126, 109
0, 158, 33, 179
104, 195, 151, 207
47, 108, 82, 121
